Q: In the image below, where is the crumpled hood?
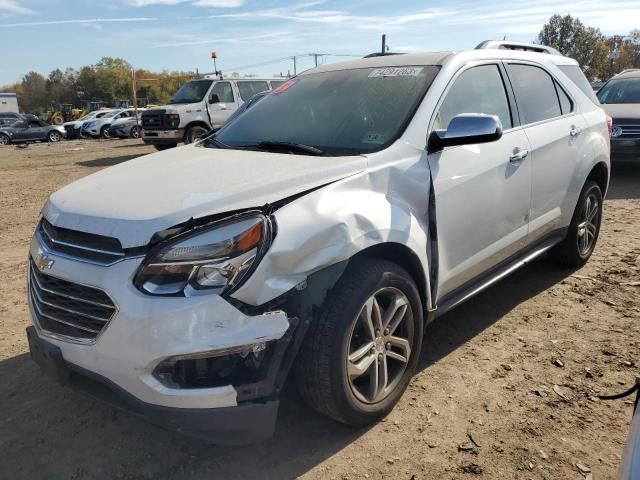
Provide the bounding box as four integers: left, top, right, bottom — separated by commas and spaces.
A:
602, 104, 640, 120
43, 145, 367, 248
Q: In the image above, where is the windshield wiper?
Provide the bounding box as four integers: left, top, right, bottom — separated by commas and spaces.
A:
255, 141, 325, 156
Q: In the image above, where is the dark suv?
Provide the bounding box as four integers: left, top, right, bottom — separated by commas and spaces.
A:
598, 69, 640, 162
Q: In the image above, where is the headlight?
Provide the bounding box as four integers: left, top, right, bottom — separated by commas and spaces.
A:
134, 213, 272, 297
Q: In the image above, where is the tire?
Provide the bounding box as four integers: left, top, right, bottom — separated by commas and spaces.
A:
100, 125, 111, 139
48, 130, 62, 143
154, 144, 176, 151
295, 258, 423, 426
183, 125, 209, 145
549, 180, 603, 267
130, 126, 141, 139
0, 133, 10, 145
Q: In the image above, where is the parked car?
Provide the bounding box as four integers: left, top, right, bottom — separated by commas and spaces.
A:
597, 69, 640, 162
26, 41, 610, 444
108, 111, 146, 139
0, 115, 65, 145
0, 111, 24, 127
63, 110, 114, 139
82, 108, 138, 139
141, 77, 287, 150
617, 379, 640, 479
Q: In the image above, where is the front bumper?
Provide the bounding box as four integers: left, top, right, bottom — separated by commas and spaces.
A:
27, 234, 291, 422
142, 129, 183, 144
611, 138, 640, 161
27, 326, 278, 444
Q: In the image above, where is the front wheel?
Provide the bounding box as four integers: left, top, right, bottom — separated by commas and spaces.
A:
183, 125, 209, 145
130, 126, 141, 139
0, 133, 10, 145
295, 258, 423, 426
100, 126, 111, 139
550, 180, 603, 267
48, 130, 62, 143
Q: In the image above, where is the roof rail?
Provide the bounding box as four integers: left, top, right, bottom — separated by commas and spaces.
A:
475, 40, 562, 56
363, 52, 407, 58
616, 68, 640, 76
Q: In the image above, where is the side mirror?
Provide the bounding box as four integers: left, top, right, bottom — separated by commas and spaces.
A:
428, 114, 503, 152
209, 93, 220, 104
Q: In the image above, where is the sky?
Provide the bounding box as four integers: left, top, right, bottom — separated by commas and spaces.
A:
1, 0, 639, 85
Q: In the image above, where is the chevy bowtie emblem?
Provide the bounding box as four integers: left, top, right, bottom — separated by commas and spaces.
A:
34, 252, 54, 271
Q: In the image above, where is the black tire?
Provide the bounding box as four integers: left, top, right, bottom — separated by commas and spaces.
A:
295, 258, 423, 426
48, 130, 62, 143
100, 125, 111, 139
549, 180, 603, 267
154, 144, 176, 151
0, 133, 10, 145
184, 125, 209, 145
130, 126, 141, 139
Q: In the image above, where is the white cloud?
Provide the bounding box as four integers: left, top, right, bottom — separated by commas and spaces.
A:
0, 0, 33, 14
1, 17, 157, 27
128, 0, 244, 7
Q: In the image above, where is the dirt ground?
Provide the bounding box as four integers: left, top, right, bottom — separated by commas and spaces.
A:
0, 139, 639, 480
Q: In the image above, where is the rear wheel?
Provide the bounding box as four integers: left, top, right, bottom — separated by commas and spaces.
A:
295, 258, 423, 426
550, 180, 603, 267
184, 125, 209, 145
0, 133, 10, 145
130, 126, 141, 139
48, 130, 62, 143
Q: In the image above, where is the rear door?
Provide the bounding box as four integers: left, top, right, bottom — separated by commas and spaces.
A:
428, 62, 532, 300
505, 62, 588, 243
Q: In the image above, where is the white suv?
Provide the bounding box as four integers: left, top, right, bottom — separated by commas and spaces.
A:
26, 42, 610, 444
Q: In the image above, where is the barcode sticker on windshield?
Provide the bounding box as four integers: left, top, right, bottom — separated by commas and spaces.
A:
368, 67, 424, 78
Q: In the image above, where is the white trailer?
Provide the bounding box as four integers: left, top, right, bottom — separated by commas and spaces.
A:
0, 93, 19, 113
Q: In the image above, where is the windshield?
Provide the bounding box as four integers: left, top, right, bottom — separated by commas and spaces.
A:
212, 66, 440, 155
597, 78, 640, 104
168, 80, 213, 105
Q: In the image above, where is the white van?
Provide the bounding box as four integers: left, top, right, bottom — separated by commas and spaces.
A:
141, 77, 287, 150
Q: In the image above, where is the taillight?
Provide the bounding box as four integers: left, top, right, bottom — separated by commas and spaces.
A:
605, 114, 613, 137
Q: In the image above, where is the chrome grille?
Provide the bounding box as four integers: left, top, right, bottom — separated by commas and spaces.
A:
38, 218, 125, 265
612, 121, 640, 139
29, 259, 116, 343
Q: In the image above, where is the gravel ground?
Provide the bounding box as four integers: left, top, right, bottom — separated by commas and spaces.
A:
0, 139, 639, 479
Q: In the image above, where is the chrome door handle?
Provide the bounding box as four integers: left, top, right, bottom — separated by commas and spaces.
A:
570, 126, 582, 137
509, 149, 529, 163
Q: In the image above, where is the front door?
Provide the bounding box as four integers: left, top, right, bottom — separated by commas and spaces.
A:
208, 81, 237, 128
427, 63, 532, 301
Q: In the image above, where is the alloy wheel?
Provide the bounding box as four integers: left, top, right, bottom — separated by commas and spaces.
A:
346, 287, 414, 404
49, 131, 61, 142
577, 193, 599, 256
0, 134, 8, 145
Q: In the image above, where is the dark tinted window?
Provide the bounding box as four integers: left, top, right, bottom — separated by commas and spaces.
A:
507, 64, 561, 124
213, 66, 440, 155
210, 81, 234, 103
237, 81, 269, 101
29, 120, 42, 127
555, 82, 573, 115
559, 65, 600, 104
270, 80, 286, 89
435, 64, 512, 130
597, 78, 640, 104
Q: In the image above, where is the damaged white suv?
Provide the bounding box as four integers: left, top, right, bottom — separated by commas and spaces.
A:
27, 41, 610, 444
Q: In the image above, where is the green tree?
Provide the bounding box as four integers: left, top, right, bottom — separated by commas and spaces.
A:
20, 71, 48, 113
538, 14, 609, 80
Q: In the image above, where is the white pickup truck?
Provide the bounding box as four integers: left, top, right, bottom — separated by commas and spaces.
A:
141, 76, 286, 150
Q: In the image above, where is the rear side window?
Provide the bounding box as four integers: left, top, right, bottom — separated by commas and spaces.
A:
507, 64, 561, 125
435, 64, 512, 131
237, 81, 269, 101
555, 82, 573, 115
559, 65, 600, 105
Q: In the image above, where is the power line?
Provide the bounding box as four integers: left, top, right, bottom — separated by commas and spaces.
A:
225, 53, 361, 73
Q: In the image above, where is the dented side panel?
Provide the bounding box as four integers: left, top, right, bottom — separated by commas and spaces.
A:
231, 143, 433, 307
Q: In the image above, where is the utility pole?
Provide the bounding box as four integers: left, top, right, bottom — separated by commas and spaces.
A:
381, 34, 386, 56
131, 69, 158, 138
310, 53, 321, 67
293, 55, 297, 75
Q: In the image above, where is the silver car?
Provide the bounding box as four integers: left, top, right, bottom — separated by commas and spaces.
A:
26, 41, 610, 443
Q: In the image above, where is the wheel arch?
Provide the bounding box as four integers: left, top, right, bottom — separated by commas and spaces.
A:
586, 160, 609, 196
184, 121, 211, 133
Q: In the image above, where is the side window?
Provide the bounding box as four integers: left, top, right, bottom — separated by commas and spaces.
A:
237, 81, 269, 101
210, 81, 234, 103
29, 120, 41, 128
435, 64, 512, 131
270, 80, 286, 89
507, 64, 562, 124
555, 82, 573, 115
